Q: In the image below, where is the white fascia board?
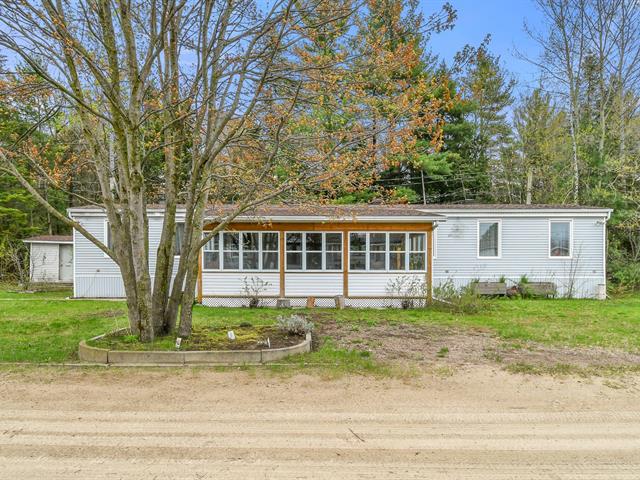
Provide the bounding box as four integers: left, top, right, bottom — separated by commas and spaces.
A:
422, 209, 612, 218
22, 240, 74, 244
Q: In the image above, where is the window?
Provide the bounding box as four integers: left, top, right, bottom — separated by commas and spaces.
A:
223, 232, 240, 269
203, 234, 220, 269
349, 232, 366, 270
262, 232, 279, 270
349, 232, 426, 271
478, 221, 500, 258
242, 232, 259, 269
202, 231, 279, 271
409, 233, 426, 270
174, 223, 184, 256
550, 221, 572, 257
285, 232, 343, 271
325, 233, 343, 270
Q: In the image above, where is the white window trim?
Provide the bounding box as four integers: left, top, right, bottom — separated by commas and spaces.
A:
348, 232, 427, 272
432, 228, 437, 259
477, 219, 502, 259
548, 219, 573, 259
202, 231, 280, 272
285, 232, 343, 272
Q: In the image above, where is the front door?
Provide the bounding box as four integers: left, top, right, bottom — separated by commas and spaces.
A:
59, 244, 73, 282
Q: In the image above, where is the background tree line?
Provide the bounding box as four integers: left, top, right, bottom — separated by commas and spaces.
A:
0, 0, 638, 295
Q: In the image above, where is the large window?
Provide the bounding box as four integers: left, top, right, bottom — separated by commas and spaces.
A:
202, 231, 279, 271
478, 221, 500, 258
550, 220, 572, 257
285, 232, 343, 271
349, 232, 426, 271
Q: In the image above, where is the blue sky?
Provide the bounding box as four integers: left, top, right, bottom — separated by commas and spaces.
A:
425, 0, 545, 96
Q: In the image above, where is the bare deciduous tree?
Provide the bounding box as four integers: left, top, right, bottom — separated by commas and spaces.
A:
0, 0, 447, 341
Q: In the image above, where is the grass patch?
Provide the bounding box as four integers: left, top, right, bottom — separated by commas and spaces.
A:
1, 285, 639, 367
506, 362, 640, 377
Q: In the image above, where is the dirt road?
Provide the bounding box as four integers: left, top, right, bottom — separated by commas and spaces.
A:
1, 366, 639, 479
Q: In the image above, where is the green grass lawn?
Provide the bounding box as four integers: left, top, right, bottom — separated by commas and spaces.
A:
0, 284, 638, 363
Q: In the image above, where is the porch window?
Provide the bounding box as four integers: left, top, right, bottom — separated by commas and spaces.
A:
223, 232, 240, 269
349, 232, 427, 271
262, 232, 279, 270
285, 232, 343, 271
203, 233, 220, 269
478, 221, 500, 258
202, 231, 279, 271
409, 233, 426, 270
550, 220, 572, 257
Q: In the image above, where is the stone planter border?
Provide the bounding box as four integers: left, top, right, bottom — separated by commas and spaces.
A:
78, 331, 311, 365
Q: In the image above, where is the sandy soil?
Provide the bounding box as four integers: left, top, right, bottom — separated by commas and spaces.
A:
1, 366, 640, 479
316, 319, 640, 368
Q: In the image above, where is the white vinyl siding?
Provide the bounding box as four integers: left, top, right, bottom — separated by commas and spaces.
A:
433, 215, 606, 298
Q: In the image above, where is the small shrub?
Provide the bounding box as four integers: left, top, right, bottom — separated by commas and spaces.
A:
242, 276, 271, 308
239, 321, 253, 328
433, 279, 486, 314
276, 314, 314, 336
385, 275, 427, 309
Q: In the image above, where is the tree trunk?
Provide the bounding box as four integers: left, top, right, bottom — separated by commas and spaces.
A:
568, 112, 580, 204
177, 253, 200, 338
525, 168, 533, 205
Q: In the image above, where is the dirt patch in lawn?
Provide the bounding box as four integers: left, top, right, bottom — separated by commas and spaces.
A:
312, 316, 640, 371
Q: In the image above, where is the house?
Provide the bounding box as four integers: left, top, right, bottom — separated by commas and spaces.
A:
23, 235, 74, 283
68, 204, 611, 303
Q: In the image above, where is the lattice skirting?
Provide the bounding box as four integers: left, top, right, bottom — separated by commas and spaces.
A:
200, 296, 430, 309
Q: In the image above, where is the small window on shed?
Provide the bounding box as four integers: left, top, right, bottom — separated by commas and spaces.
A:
550, 221, 572, 257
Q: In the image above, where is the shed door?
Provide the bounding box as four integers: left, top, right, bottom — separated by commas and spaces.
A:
59, 244, 73, 282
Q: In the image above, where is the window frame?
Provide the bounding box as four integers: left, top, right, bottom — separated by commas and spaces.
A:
202, 232, 221, 271
285, 231, 343, 272
476, 220, 502, 259
348, 232, 427, 272
201, 231, 280, 272
548, 219, 573, 259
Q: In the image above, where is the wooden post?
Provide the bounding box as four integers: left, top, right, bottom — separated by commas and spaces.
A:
342, 229, 349, 298
426, 226, 433, 303
279, 227, 285, 297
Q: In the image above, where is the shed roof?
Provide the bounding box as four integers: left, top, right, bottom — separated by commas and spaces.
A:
23, 235, 73, 244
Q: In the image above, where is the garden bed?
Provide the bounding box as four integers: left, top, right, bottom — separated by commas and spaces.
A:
89, 325, 304, 351
79, 325, 312, 365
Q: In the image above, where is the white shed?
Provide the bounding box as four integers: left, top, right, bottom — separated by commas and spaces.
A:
23, 235, 74, 283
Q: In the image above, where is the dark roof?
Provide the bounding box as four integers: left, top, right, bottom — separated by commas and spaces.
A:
206, 204, 441, 218
23, 235, 73, 243
422, 203, 607, 210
